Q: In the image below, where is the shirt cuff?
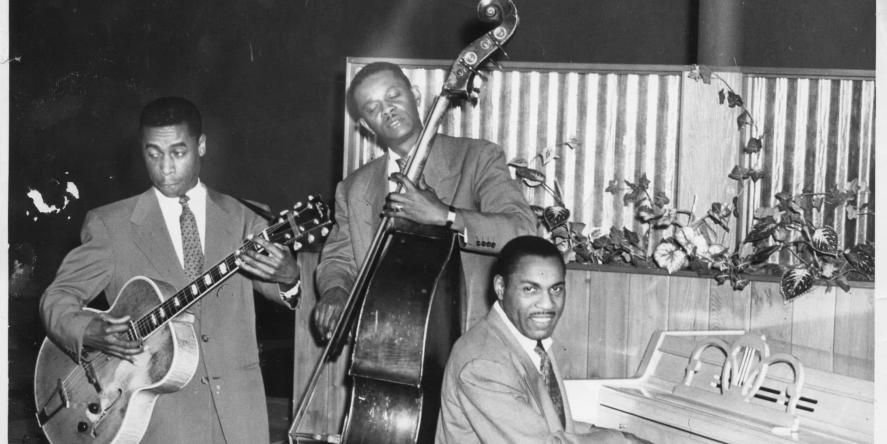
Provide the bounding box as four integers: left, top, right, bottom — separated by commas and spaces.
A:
277, 279, 301, 310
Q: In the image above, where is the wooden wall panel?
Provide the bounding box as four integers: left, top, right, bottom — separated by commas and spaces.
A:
833, 287, 875, 379
552, 269, 591, 379
791, 286, 837, 372
748, 281, 794, 356
709, 282, 751, 330
586, 271, 631, 378
667, 276, 710, 330
626, 274, 670, 376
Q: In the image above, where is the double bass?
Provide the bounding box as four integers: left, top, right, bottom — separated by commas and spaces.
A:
290, 1, 519, 442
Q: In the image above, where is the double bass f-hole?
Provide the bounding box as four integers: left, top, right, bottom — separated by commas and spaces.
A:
289, 1, 519, 443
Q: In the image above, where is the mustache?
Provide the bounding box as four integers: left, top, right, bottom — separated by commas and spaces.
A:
529, 310, 557, 317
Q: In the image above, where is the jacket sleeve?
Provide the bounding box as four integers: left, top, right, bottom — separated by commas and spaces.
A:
442, 358, 639, 444
39, 210, 114, 361
315, 180, 358, 299
456, 141, 537, 253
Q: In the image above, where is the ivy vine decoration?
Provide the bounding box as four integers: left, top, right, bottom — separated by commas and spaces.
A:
509, 65, 874, 303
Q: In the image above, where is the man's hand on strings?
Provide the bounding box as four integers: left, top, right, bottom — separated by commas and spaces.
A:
83, 314, 142, 362
236, 236, 301, 285
384, 173, 448, 226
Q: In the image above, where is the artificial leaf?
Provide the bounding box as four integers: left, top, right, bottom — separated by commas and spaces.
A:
744, 137, 763, 154
514, 167, 545, 187
636, 205, 661, 222
810, 226, 838, 253
749, 169, 768, 182
569, 222, 586, 236
780, 267, 815, 301
636, 173, 651, 191
744, 217, 777, 243
732, 196, 740, 218
675, 226, 708, 256
539, 145, 560, 166
728, 165, 751, 181
845, 205, 859, 220
542, 205, 571, 230
749, 244, 780, 264
653, 190, 670, 207
623, 228, 641, 247
654, 241, 689, 274
530, 205, 545, 218
605, 179, 622, 195
550, 225, 570, 240
718, 89, 725, 104
727, 91, 744, 108
623, 187, 646, 206
736, 110, 752, 130
811, 197, 825, 212
738, 242, 756, 260
819, 261, 838, 279
688, 64, 713, 84
753, 206, 780, 221
507, 157, 528, 168
714, 273, 729, 286
844, 243, 874, 276
564, 137, 581, 150
731, 277, 750, 291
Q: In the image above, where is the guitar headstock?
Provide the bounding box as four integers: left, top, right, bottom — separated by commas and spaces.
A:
267, 195, 333, 251
442, 0, 519, 100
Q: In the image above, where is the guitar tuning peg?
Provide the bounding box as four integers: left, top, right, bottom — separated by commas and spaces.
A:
321, 227, 329, 236
307, 234, 315, 243
308, 194, 314, 200
292, 241, 303, 251
295, 202, 303, 209
279, 209, 288, 216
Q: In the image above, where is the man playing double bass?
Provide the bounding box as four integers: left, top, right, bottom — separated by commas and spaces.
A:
312, 61, 537, 338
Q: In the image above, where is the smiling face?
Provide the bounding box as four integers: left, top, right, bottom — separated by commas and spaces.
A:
352, 69, 423, 157
141, 123, 205, 197
495, 255, 566, 341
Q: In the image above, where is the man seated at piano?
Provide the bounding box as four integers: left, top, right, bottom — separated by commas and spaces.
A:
436, 236, 649, 443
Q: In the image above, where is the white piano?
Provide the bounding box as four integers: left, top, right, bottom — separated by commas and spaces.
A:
565, 331, 874, 443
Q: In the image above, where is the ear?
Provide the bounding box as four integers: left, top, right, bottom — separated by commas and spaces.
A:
198, 134, 207, 157
358, 118, 375, 135
493, 275, 505, 302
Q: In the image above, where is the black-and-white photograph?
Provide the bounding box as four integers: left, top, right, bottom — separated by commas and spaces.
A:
3, 1, 883, 443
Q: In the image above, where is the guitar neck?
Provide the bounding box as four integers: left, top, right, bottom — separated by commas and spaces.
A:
128, 236, 267, 341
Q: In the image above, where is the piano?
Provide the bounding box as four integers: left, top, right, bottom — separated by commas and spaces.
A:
565, 330, 874, 443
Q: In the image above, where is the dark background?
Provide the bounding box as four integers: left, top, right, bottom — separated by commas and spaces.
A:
7, 0, 875, 438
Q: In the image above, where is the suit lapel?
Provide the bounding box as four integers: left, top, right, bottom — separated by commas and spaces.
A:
130, 189, 189, 289
205, 189, 240, 267
486, 309, 568, 432
359, 158, 388, 233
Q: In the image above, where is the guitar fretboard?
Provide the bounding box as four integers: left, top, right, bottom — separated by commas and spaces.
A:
129, 238, 265, 340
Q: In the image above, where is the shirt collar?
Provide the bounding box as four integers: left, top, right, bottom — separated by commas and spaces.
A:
493, 301, 554, 371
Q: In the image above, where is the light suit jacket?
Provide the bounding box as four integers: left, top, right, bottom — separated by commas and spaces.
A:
40, 187, 282, 444
316, 134, 537, 330
435, 309, 639, 444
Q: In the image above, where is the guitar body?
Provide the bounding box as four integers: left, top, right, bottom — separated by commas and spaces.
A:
34, 276, 200, 444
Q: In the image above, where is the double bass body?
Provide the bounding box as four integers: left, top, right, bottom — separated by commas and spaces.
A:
343, 221, 462, 443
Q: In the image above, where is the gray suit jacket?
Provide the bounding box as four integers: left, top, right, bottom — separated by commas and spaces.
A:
436, 309, 638, 444
316, 134, 536, 329
40, 187, 281, 444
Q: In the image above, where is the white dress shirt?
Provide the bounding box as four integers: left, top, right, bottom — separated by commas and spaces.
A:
154, 181, 207, 268
493, 301, 554, 373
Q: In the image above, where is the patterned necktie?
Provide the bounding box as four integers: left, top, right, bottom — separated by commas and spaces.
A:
179, 195, 204, 281
535, 340, 566, 428
395, 157, 407, 173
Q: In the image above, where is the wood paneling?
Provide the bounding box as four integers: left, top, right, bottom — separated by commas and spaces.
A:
626, 274, 670, 376
551, 267, 591, 379
791, 285, 837, 372
833, 287, 875, 380
586, 271, 631, 378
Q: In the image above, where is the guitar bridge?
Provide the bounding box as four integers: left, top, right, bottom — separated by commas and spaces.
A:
36, 378, 68, 426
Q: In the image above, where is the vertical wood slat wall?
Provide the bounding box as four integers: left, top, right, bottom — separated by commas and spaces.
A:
739, 74, 876, 254
550, 268, 875, 383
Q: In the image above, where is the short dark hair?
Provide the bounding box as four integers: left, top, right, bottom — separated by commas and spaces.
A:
346, 61, 412, 119
140, 97, 202, 137
494, 236, 565, 279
